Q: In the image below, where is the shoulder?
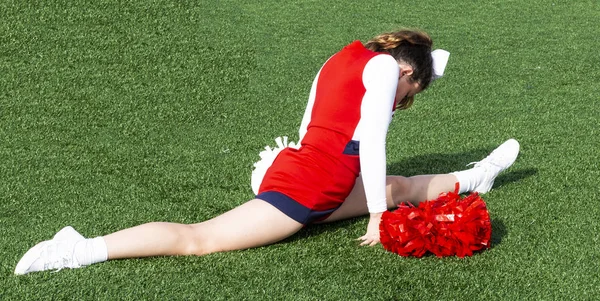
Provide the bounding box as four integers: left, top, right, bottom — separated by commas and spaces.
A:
366, 54, 399, 72
363, 54, 399, 84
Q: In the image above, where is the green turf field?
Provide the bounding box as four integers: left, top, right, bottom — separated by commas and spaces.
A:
1, 0, 599, 299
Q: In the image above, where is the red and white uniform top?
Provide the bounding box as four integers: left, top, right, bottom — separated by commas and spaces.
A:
258, 43, 449, 215
295, 40, 400, 213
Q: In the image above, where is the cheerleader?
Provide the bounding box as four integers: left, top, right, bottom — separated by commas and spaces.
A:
15, 29, 519, 274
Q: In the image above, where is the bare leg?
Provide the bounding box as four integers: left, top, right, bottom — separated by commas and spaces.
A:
320, 174, 457, 223
397, 174, 458, 203
104, 199, 303, 259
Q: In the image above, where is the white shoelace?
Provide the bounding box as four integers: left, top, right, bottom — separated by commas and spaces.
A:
467, 159, 503, 170
39, 241, 80, 272
467, 149, 508, 170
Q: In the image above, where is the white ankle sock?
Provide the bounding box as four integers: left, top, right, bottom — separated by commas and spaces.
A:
74, 237, 108, 266
451, 167, 485, 194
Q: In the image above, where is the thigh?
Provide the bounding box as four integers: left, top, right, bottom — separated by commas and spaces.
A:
192, 199, 304, 253
318, 175, 408, 223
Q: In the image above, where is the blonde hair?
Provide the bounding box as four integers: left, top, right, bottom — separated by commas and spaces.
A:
365, 30, 434, 110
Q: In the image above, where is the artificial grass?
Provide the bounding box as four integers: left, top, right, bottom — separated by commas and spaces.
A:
1, 0, 599, 299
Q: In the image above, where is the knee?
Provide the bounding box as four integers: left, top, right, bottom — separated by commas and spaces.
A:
179, 224, 219, 257
387, 176, 412, 206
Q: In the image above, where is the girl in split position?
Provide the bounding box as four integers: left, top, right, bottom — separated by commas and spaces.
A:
15, 29, 520, 275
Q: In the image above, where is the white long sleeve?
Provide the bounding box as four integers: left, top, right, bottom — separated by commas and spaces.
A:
357, 55, 399, 213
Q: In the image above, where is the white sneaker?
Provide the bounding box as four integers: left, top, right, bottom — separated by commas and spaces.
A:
14, 226, 85, 275
470, 138, 520, 193
53, 226, 85, 241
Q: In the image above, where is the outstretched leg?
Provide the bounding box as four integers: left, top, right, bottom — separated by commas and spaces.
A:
321, 138, 520, 223
319, 174, 456, 223
105, 199, 303, 259
15, 199, 303, 274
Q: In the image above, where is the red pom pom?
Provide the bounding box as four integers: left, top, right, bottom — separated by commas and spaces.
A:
379, 187, 491, 258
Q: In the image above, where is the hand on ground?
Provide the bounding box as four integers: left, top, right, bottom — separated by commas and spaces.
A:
357, 212, 383, 246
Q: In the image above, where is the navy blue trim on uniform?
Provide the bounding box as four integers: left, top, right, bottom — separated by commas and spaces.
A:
343, 140, 360, 155
256, 191, 339, 225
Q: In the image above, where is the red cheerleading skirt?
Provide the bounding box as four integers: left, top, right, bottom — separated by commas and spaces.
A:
256, 144, 359, 224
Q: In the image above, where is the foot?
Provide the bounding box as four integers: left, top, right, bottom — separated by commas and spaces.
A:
471, 138, 520, 193
15, 226, 85, 275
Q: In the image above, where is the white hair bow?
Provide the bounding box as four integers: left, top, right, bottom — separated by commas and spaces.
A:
432, 49, 450, 79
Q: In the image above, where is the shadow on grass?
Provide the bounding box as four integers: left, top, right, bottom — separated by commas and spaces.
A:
387, 148, 491, 176
491, 218, 506, 247
387, 148, 537, 192
493, 168, 537, 191
283, 217, 361, 243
